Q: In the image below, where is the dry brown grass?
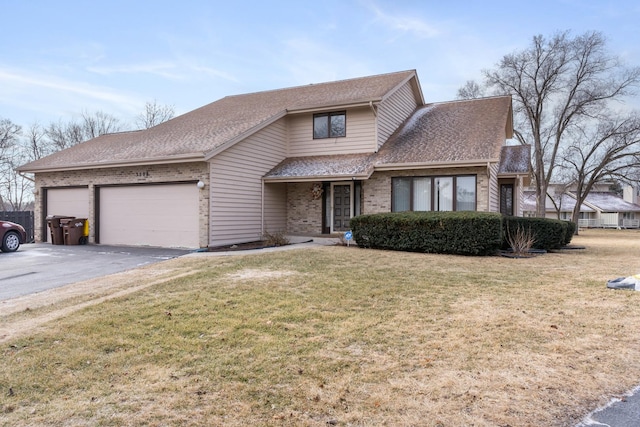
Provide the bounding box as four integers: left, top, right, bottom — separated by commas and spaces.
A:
2, 229, 640, 426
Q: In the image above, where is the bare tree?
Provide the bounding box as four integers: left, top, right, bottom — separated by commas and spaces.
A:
0, 118, 21, 160
1, 144, 33, 211
81, 110, 122, 138
562, 112, 640, 225
456, 80, 485, 100
135, 100, 175, 129
479, 31, 640, 217
24, 122, 52, 161
0, 118, 23, 210
46, 110, 122, 150
547, 181, 574, 219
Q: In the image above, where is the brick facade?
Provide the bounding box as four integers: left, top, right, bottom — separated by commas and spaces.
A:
284, 166, 492, 235
286, 182, 324, 234
34, 162, 210, 247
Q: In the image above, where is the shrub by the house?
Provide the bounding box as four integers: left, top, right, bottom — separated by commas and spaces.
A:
351, 211, 503, 256
502, 216, 572, 251
563, 221, 577, 245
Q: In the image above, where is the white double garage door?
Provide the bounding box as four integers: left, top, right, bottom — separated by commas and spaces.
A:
47, 184, 200, 248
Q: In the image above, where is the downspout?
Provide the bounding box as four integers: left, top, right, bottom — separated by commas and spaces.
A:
369, 100, 377, 117
18, 172, 35, 183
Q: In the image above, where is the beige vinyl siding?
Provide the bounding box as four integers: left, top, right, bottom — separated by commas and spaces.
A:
209, 118, 287, 246
263, 183, 287, 233
488, 163, 500, 212
288, 107, 376, 157
376, 81, 418, 149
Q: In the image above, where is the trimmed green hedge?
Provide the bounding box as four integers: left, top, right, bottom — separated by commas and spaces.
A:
351, 211, 503, 256
502, 216, 574, 251
563, 221, 577, 245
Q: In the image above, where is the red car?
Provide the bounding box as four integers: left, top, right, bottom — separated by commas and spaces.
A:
1, 220, 27, 252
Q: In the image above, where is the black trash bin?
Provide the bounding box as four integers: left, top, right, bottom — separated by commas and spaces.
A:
63, 218, 87, 245
46, 215, 75, 245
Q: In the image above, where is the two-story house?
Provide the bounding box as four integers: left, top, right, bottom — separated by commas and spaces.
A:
18, 70, 530, 249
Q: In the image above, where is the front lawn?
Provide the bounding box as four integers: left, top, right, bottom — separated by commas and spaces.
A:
2, 229, 640, 426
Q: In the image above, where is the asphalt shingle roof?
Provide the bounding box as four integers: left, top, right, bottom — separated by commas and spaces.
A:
522, 191, 595, 213
376, 96, 512, 165
265, 96, 515, 180
19, 70, 418, 172
584, 192, 640, 212
264, 154, 377, 180
499, 145, 531, 174
523, 190, 640, 213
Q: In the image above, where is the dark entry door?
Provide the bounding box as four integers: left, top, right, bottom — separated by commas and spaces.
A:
333, 185, 351, 231
500, 184, 514, 216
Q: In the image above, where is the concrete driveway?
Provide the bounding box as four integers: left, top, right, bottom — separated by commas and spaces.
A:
0, 243, 192, 301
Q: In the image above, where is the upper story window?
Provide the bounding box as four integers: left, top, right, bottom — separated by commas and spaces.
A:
313, 111, 346, 139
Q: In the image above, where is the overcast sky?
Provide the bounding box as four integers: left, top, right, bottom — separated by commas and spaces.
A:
1, 0, 639, 127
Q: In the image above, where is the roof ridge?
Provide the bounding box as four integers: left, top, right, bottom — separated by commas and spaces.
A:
222, 69, 417, 99
425, 95, 512, 107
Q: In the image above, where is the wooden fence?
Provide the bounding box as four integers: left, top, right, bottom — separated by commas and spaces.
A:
0, 211, 35, 242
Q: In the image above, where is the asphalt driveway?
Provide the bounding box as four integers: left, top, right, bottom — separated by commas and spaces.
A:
0, 243, 192, 301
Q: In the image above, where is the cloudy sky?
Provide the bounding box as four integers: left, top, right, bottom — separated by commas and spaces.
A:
1, 0, 639, 127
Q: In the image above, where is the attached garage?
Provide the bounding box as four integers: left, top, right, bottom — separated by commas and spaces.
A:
45, 187, 90, 243
97, 183, 200, 248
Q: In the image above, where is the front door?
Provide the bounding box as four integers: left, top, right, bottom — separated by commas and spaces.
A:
500, 184, 514, 216
333, 184, 352, 232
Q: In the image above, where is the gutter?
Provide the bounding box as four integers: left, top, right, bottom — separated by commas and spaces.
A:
263, 172, 372, 184
17, 153, 206, 173
374, 160, 496, 172
287, 99, 382, 115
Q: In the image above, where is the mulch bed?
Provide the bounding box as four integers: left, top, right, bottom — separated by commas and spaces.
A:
207, 241, 274, 252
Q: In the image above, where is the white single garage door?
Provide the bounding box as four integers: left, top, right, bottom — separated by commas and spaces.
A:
46, 187, 90, 243
99, 184, 199, 248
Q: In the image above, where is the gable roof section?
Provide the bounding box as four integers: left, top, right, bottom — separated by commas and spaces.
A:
582, 192, 640, 212
264, 96, 514, 181
374, 96, 513, 169
498, 145, 531, 176
19, 70, 420, 173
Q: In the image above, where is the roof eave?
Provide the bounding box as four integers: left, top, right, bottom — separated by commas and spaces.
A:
374, 159, 498, 171
497, 172, 531, 178
286, 100, 382, 114
17, 153, 207, 173
263, 171, 373, 184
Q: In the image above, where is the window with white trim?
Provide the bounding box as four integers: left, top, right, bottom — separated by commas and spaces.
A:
392, 175, 477, 212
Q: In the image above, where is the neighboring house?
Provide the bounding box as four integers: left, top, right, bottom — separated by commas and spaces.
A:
522, 191, 595, 221
18, 70, 529, 249
523, 185, 640, 228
